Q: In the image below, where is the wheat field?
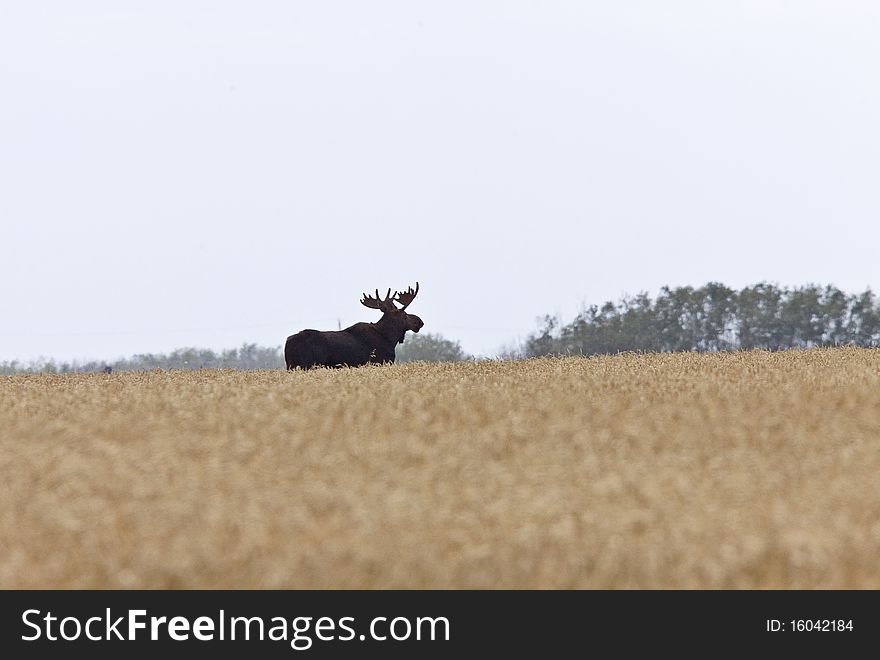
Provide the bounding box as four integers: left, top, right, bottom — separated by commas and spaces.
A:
1, 348, 879, 589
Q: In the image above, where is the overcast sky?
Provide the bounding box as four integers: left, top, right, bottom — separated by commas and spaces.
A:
2, 1, 879, 362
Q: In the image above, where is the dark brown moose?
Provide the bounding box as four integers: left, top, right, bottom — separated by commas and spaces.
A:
285, 283, 424, 369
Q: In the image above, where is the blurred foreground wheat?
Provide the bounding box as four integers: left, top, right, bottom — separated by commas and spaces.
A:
2, 348, 879, 588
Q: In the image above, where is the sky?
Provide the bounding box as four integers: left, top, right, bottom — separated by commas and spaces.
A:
2, 1, 879, 362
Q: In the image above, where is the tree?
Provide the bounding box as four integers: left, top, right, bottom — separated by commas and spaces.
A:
395, 333, 471, 362
524, 315, 560, 357
522, 281, 880, 357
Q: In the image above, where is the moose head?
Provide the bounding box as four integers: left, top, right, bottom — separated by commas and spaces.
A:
359, 282, 424, 344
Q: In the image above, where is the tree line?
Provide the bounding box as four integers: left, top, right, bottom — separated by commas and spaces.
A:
3, 283, 879, 373
0, 343, 283, 375
522, 282, 880, 357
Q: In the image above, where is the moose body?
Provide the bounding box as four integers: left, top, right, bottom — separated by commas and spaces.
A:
285, 283, 423, 370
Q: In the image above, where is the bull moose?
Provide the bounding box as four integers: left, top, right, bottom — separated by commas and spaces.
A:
284, 283, 424, 369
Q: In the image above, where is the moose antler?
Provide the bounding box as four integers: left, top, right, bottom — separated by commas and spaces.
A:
360, 288, 397, 312
393, 282, 419, 310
